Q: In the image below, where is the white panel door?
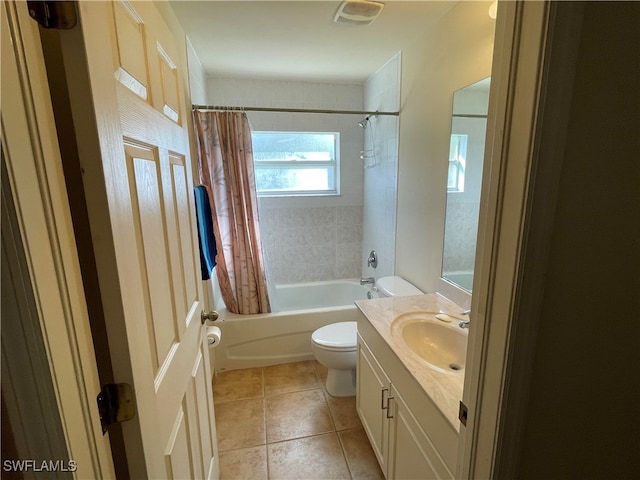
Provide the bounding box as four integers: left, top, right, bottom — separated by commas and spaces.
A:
68, 2, 217, 478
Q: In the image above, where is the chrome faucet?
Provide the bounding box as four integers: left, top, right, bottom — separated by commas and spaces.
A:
360, 277, 375, 286
367, 250, 378, 268
458, 310, 471, 329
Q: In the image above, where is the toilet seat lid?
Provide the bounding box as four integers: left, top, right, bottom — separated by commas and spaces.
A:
312, 321, 357, 349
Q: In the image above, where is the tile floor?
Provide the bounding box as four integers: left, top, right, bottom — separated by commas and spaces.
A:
213, 360, 384, 480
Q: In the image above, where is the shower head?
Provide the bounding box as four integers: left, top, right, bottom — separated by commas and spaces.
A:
358, 113, 379, 128
358, 116, 370, 129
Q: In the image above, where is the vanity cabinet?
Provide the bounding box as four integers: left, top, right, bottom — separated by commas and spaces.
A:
390, 389, 448, 479
356, 335, 391, 473
356, 323, 457, 479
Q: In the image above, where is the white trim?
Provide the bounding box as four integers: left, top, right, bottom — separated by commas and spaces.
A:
1, 2, 115, 478
458, 1, 585, 477
492, 3, 584, 476
460, 1, 550, 475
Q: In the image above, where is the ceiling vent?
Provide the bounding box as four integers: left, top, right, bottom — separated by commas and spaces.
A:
333, 1, 385, 26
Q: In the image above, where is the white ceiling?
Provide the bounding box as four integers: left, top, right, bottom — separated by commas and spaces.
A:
169, 1, 458, 83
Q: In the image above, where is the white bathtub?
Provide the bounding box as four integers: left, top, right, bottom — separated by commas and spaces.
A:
443, 271, 474, 291
212, 280, 370, 371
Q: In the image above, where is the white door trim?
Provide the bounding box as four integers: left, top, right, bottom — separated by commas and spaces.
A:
1, 2, 115, 477
459, 1, 585, 477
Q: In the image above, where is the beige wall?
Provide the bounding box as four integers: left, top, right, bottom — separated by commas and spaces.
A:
516, 2, 639, 477
395, 1, 495, 292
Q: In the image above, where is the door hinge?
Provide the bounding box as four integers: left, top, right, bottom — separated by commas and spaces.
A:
97, 383, 136, 434
27, 1, 77, 29
459, 400, 468, 427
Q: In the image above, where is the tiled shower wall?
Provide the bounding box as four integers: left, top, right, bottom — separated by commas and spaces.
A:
362, 53, 402, 279
260, 205, 363, 284
205, 77, 365, 284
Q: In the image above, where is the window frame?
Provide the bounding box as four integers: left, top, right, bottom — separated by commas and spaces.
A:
447, 133, 468, 193
251, 131, 340, 197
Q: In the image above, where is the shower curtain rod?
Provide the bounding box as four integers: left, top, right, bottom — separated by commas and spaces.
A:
192, 104, 399, 116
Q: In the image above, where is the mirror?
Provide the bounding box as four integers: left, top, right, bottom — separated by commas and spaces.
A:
441, 77, 491, 292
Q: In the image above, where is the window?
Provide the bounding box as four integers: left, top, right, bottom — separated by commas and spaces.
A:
252, 132, 339, 196
447, 134, 467, 193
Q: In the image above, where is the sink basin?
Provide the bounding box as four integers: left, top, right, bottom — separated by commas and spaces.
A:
391, 312, 468, 373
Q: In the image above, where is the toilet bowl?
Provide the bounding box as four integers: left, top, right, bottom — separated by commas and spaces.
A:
311, 321, 357, 397
311, 277, 422, 397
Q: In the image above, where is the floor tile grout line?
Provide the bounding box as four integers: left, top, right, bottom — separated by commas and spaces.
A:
321, 387, 339, 433
263, 384, 324, 398
215, 361, 377, 479
264, 389, 336, 445
217, 443, 267, 455
336, 429, 356, 480
224, 420, 362, 454
214, 394, 264, 405
264, 427, 363, 447
262, 367, 272, 480
219, 394, 359, 451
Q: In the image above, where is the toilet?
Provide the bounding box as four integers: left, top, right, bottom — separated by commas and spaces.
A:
375, 276, 423, 297
311, 276, 422, 397
311, 321, 357, 397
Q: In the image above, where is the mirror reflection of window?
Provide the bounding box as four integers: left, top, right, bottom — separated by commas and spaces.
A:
447, 134, 467, 193
442, 77, 490, 293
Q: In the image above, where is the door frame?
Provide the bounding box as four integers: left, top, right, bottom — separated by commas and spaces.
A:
1, 2, 115, 478
458, 1, 585, 477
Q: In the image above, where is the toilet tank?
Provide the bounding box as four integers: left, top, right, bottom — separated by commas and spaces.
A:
375, 276, 423, 297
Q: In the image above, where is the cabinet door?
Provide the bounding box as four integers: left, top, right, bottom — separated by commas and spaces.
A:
357, 335, 391, 475
388, 387, 453, 480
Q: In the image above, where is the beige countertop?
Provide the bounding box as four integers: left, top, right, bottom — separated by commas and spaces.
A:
355, 293, 468, 432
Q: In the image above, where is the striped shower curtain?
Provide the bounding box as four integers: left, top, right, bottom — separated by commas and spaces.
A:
192, 110, 271, 314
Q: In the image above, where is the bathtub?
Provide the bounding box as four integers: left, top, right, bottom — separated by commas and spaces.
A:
438, 273, 472, 312
212, 280, 370, 371
443, 272, 474, 291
